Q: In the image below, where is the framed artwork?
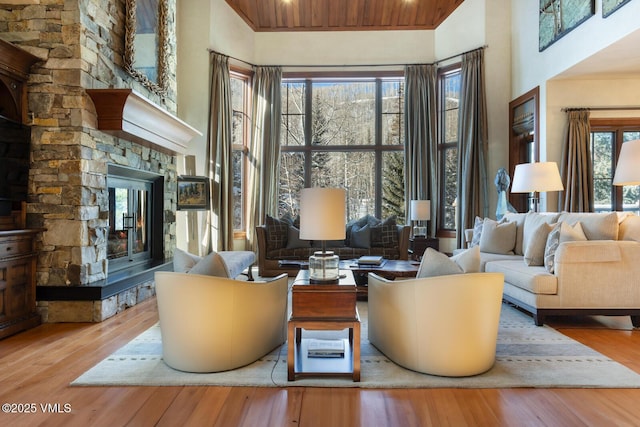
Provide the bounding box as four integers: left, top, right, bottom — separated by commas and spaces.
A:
603, 0, 633, 17
539, 0, 595, 51
177, 176, 210, 210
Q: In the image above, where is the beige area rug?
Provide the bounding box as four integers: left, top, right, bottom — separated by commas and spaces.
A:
72, 301, 640, 388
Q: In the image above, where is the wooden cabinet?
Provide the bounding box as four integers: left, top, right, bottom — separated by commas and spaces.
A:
0, 229, 41, 339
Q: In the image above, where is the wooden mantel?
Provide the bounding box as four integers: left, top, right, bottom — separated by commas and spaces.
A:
86, 89, 202, 155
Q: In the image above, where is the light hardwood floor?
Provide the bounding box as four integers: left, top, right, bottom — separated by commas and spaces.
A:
1, 297, 640, 427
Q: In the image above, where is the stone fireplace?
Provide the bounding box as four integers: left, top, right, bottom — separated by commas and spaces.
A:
0, 0, 200, 321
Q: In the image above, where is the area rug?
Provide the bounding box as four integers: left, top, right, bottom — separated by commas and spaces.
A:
72, 302, 640, 388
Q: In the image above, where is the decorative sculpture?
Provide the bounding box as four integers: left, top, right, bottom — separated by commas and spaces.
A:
495, 168, 517, 220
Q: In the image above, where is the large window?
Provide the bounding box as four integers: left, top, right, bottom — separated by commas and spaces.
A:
590, 122, 640, 214
437, 66, 461, 231
279, 77, 405, 222
230, 71, 251, 235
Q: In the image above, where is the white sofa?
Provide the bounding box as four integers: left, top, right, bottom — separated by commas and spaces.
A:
465, 211, 640, 327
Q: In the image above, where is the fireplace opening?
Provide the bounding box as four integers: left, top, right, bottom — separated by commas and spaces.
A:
107, 164, 164, 279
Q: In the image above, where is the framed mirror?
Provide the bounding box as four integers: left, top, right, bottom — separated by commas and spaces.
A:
124, 0, 169, 96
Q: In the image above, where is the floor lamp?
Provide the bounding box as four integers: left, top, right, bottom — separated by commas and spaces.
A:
299, 187, 346, 284
511, 162, 564, 212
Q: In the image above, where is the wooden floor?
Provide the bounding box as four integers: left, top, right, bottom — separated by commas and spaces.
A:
1, 299, 640, 427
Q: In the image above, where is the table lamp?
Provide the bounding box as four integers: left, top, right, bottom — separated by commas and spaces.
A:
410, 200, 430, 237
299, 187, 346, 284
511, 162, 564, 212
613, 139, 640, 186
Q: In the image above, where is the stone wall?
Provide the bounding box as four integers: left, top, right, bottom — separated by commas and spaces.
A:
0, 0, 180, 321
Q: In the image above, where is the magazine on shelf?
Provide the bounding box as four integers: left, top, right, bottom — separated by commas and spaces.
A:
357, 255, 384, 266
307, 339, 345, 358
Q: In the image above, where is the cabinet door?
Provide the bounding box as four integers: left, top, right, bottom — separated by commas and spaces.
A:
0, 256, 33, 319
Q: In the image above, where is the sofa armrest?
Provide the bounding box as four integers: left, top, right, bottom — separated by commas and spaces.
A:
553, 240, 640, 307
397, 225, 411, 260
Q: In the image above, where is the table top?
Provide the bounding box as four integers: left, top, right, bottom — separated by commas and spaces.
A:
340, 259, 420, 275
293, 269, 357, 288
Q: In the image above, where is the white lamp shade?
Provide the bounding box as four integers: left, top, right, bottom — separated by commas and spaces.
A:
410, 200, 431, 221
613, 139, 640, 186
299, 187, 346, 241
511, 162, 564, 193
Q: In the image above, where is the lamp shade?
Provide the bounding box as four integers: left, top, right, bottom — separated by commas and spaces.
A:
299, 187, 346, 241
410, 200, 431, 221
511, 162, 564, 193
613, 139, 640, 186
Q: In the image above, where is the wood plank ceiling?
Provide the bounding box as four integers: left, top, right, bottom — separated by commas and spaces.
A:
225, 0, 466, 32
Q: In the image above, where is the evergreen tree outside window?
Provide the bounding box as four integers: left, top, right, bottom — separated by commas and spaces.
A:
279, 76, 405, 222
230, 71, 251, 234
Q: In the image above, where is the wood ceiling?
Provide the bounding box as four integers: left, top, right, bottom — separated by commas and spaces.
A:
225, 0, 466, 32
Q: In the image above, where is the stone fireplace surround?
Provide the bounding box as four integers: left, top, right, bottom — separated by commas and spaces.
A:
0, 0, 201, 322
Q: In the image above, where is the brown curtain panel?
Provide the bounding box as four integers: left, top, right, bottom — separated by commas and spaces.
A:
456, 49, 489, 249
560, 109, 593, 212
247, 66, 282, 252
205, 52, 234, 251
404, 64, 438, 236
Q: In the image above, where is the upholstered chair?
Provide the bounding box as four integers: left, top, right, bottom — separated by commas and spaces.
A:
154, 272, 288, 373
367, 272, 504, 377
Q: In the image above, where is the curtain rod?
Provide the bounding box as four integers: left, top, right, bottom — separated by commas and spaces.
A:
207, 45, 487, 69
562, 106, 640, 112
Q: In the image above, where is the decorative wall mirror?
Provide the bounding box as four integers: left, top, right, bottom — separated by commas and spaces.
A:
124, 0, 169, 96
508, 86, 540, 213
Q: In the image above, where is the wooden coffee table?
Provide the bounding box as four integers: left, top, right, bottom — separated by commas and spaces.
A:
340, 259, 420, 299
288, 269, 360, 382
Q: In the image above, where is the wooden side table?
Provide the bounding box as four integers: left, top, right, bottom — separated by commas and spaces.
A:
409, 236, 439, 260
288, 270, 360, 382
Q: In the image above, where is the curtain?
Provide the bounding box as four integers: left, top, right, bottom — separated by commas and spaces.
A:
560, 109, 593, 212
404, 64, 438, 237
205, 52, 233, 251
247, 66, 282, 251
456, 49, 489, 249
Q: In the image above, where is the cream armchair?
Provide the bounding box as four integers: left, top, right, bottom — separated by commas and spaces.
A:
367, 272, 504, 377
154, 272, 288, 373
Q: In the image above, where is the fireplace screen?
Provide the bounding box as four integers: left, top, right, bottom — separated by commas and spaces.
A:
108, 177, 152, 270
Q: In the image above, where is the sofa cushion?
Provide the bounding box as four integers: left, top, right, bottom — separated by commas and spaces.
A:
544, 221, 587, 273
485, 260, 557, 295
479, 218, 516, 254
417, 247, 480, 278
265, 215, 290, 250
478, 252, 523, 271
502, 212, 527, 255
524, 221, 554, 266
619, 214, 640, 242
173, 248, 230, 278
557, 212, 619, 240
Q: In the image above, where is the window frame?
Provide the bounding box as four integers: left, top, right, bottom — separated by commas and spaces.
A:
590, 118, 640, 212
230, 67, 253, 238
280, 72, 405, 221
436, 64, 461, 237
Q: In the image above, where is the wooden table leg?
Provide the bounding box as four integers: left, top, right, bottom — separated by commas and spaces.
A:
287, 321, 295, 381
352, 322, 361, 382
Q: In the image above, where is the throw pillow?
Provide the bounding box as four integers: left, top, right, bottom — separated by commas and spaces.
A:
265, 215, 289, 250
173, 248, 230, 277
286, 226, 310, 249
416, 247, 480, 278
479, 218, 516, 254
522, 212, 560, 254
619, 214, 640, 242
370, 216, 398, 248
524, 222, 555, 266
351, 224, 371, 249
544, 221, 587, 273
502, 212, 527, 255
470, 216, 484, 247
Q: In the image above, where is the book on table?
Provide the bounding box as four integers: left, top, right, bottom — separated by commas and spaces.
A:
357, 255, 384, 266
307, 339, 345, 358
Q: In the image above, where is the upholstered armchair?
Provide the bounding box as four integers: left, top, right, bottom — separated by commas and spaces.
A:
367, 272, 504, 377
154, 272, 288, 373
